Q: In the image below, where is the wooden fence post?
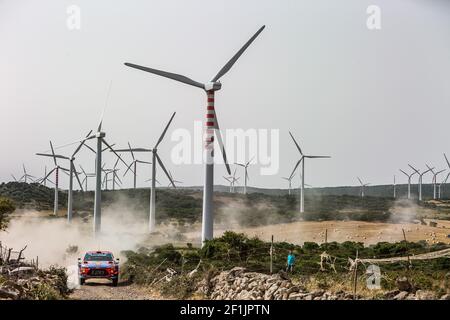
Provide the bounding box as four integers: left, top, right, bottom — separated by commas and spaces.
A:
270, 235, 274, 274
353, 249, 359, 300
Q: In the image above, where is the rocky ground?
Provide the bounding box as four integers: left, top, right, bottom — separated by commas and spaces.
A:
69, 279, 162, 300
197, 267, 450, 300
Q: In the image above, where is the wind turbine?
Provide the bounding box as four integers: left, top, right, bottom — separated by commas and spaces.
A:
282, 173, 295, 196
36, 141, 70, 216
408, 164, 433, 201
224, 168, 239, 193
235, 157, 254, 195
84, 119, 129, 235
124, 25, 265, 244
80, 165, 95, 191
122, 142, 152, 189
36, 135, 89, 222
289, 132, 330, 213
357, 177, 370, 198
426, 165, 445, 200
438, 172, 450, 199
20, 164, 36, 183
399, 168, 418, 199
113, 112, 176, 233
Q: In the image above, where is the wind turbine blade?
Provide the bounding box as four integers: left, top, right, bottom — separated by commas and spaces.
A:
79, 165, 87, 176
73, 166, 84, 191
124, 63, 205, 89
288, 131, 303, 155
36, 153, 70, 160
155, 112, 176, 149
306, 156, 331, 159
155, 153, 175, 188
408, 164, 420, 175
211, 25, 265, 82
290, 159, 302, 178
357, 177, 363, 185
113, 148, 152, 152
102, 143, 115, 152
123, 161, 134, 177
102, 139, 129, 168
128, 142, 135, 160
114, 172, 123, 185
11, 174, 17, 181
83, 143, 96, 154
246, 156, 255, 166
113, 157, 120, 169
399, 169, 409, 177
214, 123, 231, 175
235, 163, 245, 167
136, 160, 152, 165
444, 153, 450, 169
49, 141, 58, 166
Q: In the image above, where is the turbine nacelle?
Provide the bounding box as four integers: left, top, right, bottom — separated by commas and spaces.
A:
204, 81, 222, 91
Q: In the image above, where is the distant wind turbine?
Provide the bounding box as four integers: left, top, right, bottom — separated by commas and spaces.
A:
399, 168, 418, 199
426, 165, 445, 200
408, 164, 433, 201
357, 177, 370, 198
235, 157, 254, 195
289, 131, 330, 212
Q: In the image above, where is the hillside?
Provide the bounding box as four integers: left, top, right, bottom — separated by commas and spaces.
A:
2, 182, 450, 225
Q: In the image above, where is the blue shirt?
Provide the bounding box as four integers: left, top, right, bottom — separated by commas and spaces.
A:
287, 254, 295, 265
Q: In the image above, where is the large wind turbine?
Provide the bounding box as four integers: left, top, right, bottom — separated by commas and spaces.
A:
357, 177, 370, 198
84, 120, 128, 235
399, 168, 418, 199
122, 142, 152, 189
36, 135, 88, 222
427, 165, 445, 200
113, 112, 176, 233
408, 164, 433, 201
235, 157, 254, 195
289, 132, 330, 213
124, 26, 264, 244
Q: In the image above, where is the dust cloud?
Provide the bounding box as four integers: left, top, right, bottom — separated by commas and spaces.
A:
0, 196, 151, 268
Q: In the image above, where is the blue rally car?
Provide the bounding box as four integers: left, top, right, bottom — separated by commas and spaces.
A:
78, 251, 119, 286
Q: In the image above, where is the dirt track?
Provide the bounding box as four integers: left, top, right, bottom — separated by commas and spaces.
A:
69, 279, 162, 300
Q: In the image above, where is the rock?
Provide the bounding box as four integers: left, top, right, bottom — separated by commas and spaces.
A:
0, 287, 20, 300
396, 277, 412, 292
288, 293, 305, 300
384, 289, 400, 299
304, 294, 313, 300
440, 294, 450, 300
393, 291, 409, 300
415, 290, 435, 300
311, 289, 325, 298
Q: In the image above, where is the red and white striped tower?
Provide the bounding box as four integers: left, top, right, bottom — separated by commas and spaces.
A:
202, 90, 216, 243
54, 167, 59, 216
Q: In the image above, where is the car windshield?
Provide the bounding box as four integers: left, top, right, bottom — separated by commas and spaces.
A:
84, 253, 113, 261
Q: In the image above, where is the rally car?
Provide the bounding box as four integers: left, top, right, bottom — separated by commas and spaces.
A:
78, 251, 119, 286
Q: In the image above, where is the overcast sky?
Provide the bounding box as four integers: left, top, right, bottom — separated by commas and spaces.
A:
1, 0, 449, 190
